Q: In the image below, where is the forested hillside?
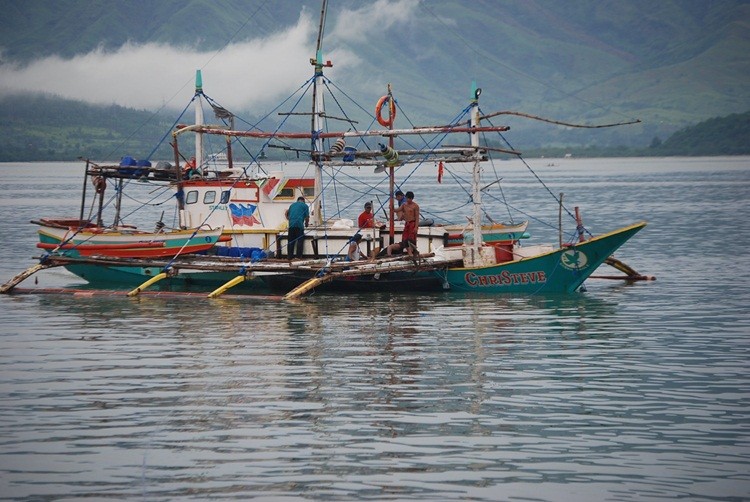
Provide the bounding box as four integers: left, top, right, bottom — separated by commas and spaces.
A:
650, 111, 750, 157
0, 95, 745, 161
0, 0, 748, 159
0, 95, 173, 161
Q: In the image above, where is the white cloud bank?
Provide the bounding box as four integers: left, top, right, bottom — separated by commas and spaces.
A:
0, 0, 419, 113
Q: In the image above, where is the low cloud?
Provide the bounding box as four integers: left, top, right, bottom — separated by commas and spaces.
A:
331, 0, 420, 43
0, 0, 419, 113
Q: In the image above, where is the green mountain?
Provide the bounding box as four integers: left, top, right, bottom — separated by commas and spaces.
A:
0, 0, 748, 159
650, 111, 750, 156
0, 94, 174, 161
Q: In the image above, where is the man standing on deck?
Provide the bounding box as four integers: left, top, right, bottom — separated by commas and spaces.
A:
389, 191, 419, 257
286, 196, 309, 259
394, 190, 406, 208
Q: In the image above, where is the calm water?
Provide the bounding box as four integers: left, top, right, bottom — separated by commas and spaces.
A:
1, 157, 749, 501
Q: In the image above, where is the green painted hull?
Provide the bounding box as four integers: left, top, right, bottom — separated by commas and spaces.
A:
62, 263, 271, 294
444, 222, 646, 294
57, 222, 645, 296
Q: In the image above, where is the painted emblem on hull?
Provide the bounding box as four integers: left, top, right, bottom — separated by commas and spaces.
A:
560, 248, 588, 270
229, 203, 261, 226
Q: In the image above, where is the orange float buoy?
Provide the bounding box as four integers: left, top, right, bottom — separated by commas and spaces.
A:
375, 95, 396, 127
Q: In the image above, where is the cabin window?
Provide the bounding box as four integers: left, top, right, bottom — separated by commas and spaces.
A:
277, 187, 295, 199
186, 190, 198, 204
303, 187, 315, 197
220, 190, 230, 204
203, 191, 216, 204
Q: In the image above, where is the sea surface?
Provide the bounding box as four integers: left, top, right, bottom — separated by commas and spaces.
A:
0, 157, 749, 501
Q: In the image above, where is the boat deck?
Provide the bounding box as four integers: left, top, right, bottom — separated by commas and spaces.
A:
39, 252, 462, 276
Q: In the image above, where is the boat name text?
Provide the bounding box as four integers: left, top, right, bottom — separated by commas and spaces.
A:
464, 270, 547, 287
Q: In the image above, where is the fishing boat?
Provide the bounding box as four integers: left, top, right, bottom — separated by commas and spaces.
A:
1, 0, 652, 298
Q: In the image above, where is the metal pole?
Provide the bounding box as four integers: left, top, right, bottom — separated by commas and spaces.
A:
79, 160, 89, 223
558, 192, 563, 247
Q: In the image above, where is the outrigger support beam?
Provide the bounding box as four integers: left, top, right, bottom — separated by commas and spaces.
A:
284, 274, 334, 301
207, 274, 251, 298
127, 272, 169, 297
0, 262, 58, 294
591, 256, 656, 281
570, 207, 654, 282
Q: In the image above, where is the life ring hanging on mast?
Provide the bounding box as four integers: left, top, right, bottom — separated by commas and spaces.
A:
375, 95, 396, 128
92, 175, 106, 194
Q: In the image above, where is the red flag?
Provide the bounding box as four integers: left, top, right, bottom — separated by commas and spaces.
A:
437, 161, 444, 183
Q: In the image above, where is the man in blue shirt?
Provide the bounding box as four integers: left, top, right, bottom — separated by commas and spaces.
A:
286, 196, 309, 259
395, 190, 405, 208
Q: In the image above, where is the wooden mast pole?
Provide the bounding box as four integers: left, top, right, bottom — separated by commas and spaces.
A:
79, 159, 89, 223
387, 84, 396, 245
309, 0, 329, 227
194, 70, 204, 174
468, 82, 482, 265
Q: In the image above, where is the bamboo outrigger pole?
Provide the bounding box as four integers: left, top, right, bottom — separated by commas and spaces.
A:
0, 262, 60, 294
593, 256, 656, 282
127, 271, 170, 297
207, 273, 254, 298
284, 274, 334, 301
182, 124, 510, 140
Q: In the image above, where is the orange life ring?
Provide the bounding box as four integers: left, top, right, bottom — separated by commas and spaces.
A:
375, 95, 396, 127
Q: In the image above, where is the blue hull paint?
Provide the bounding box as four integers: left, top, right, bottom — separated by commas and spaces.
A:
444, 222, 646, 294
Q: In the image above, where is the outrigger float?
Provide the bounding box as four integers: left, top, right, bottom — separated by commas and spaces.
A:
1, 0, 653, 300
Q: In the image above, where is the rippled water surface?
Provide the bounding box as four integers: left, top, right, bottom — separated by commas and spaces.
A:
1, 158, 749, 501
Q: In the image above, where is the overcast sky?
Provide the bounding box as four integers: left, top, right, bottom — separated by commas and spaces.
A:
0, 0, 419, 113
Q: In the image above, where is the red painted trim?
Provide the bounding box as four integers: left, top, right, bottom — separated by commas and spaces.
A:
285, 178, 315, 188
37, 242, 165, 251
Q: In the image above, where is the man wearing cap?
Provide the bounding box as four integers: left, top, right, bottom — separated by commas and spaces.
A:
357, 202, 382, 229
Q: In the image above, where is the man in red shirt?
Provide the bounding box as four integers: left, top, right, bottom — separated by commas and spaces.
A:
358, 202, 382, 229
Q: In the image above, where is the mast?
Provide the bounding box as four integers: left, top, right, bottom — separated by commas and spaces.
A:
309, 0, 330, 226
174, 70, 202, 227
194, 70, 204, 171
113, 178, 124, 227
387, 84, 396, 245
469, 82, 483, 263
79, 160, 89, 223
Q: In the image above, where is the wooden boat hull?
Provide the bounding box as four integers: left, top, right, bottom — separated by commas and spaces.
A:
444, 222, 646, 294
262, 269, 446, 293
36, 224, 225, 258
58, 263, 272, 293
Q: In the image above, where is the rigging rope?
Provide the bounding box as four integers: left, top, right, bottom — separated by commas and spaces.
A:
145, 97, 195, 161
